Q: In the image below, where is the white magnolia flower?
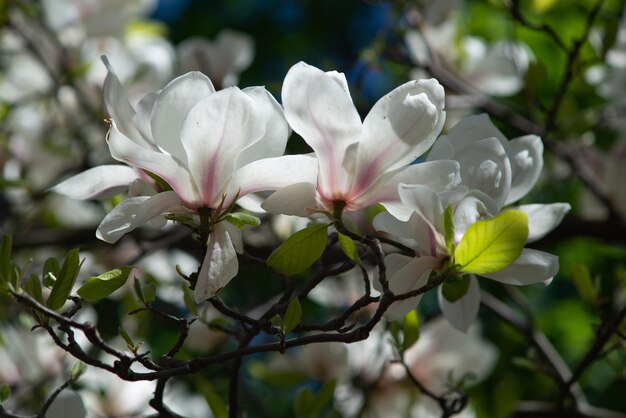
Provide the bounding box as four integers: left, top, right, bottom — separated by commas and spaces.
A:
262, 61, 459, 218
375, 115, 570, 329
54, 58, 313, 302
178, 29, 255, 89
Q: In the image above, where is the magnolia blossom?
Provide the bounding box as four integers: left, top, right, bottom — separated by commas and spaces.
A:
54, 58, 314, 301
261, 61, 459, 219
375, 115, 570, 329
178, 29, 255, 89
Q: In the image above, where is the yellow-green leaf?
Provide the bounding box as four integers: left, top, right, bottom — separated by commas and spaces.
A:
283, 298, 302, 333
267, 224, 329, 275
442, 275, 471, 303
572, 263, 597, 305
47, 249, 81, 310
532, 0, 558, 13
455, 210, 528, 275
402, 310, 420, 352
225, 212, 261, 229
77, 266, 134, 302
338, 233, 361, 264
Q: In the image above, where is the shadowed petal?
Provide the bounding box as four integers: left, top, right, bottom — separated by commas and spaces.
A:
261, 182, 318, 217
519, 203, 570, 242
52, 165, 139, 200
438, 275, 481, 333
484, 249, 558, 285
96, 191, 181, 243
506, 135, 544, 204
194, 222, 239, 302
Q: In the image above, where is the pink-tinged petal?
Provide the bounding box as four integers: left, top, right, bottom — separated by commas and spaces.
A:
107, 122, 199, 207
151, 71, 215, 162
194, 222, 239, 302
382, 255, 438, 320
102, 56, 142, 144
352, 160, 460, 210
281, 62, 362, 197
505, 135, 544, 204
455, 137, 512, 209
52, 165, 139, 200
181, 87, 264, 207
518, 203, 570, 243
226, 154, 318, 198
444, 114, 509, 152
96, 191, 181, 243
483, 249, 558, 285
261, 182, 318, 216
355, 78, 446, 187
438, 275, 480, 332
236, 87, 290, 168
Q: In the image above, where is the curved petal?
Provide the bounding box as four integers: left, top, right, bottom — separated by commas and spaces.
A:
454, 137, 512, 209
438, 275, 481, 333
444, 114, 509, 152
181, 87, 264, 207
383, 255, 438, 320
52, 165, 139, 200
483, 248, 558, 285
132, 91, 158, 147
352, 160, 460, 209
226, 154, 318, 198
373, 211, 416, 242
194, 221, 239, 302
107, 122, 199, 207
355, 78, 446, 186
505, 135, 544, 204
151, 71, 215, 162
236, 86, 290, 168
102, 56, 141, 143
398, 184, 444, 233
261, 182, 319, 216
281, 62, 362, 196
519, 203, 570, 243
96, 191, 181, 243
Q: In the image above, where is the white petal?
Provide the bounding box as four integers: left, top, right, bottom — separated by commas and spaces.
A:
52, 165, 139, 200
281, 62, 362, 196
132, 91, 158, 146
107, 122, 199, 207
398, 184, 444, 233
383, 255, 438, 320
151, 71, 215, 162
222, 221, 244, 254
237, 86, 290, 168
101, 56, 141, 143
444, 114, 509, 152
261, 182, 318, 216
96, 191, 181, 243
373, 211, 416, 242
227, 154, 318, 198
438, 275, 480, 332
356, 78, 445, 182
181, 87, 264, 207
353, 160, 460, 209
194, 222, 239, 302
518, 203, 570, 242
505, 135, 544, 204
483, 248, 558, 285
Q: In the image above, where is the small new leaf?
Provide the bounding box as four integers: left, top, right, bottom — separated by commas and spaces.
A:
69, 361, 87, 380
42, 257, 60, 288
118, 327, 135, 351
225, 212, 261, 229
455, 210, 528, 274
572, 263, 597, 305
283, 298, 302, 333
267, 224, 329, 275
181, 284, 198, 316
442, 275, 471, 303
338, 233, 361, 264
47, 249, 82, 310
402, 309, 420, 352
0, 384, 9, 404
142, 283, 157, 303
77, 266, 134, 302
25, 274, 43, 304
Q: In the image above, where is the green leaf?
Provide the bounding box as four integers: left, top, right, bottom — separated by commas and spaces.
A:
444, 205, 455, 258
181, 284, 198, 316
283, 298, 302, 333
118, 326, 135, 350
196, 379, 228, 418
442, 275, 471, 303
77, 266, 134, 302
455, 210, 528, 274
47, 249, 82, 310
0, 384, 10, 404
294, 387, 315, 418
225, 212, 261, 229
142, 283, 157, 303
571, 263, 597, 305
69, 361, 87, 380
25, 274, 43, 304
338, 233, 361, 264
531, 0, 558, 13
42, 257, 60, 288
267, 224, 329, 275
402, 310, 420, 352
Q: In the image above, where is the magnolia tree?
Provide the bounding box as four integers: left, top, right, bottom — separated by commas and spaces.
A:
1, 0, 626, 417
